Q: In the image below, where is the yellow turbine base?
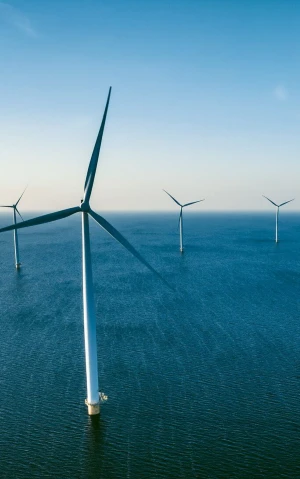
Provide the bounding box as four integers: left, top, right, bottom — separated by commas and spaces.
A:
85, 399, 100, 415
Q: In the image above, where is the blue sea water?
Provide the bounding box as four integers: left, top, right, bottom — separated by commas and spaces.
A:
0, 212, 300, 478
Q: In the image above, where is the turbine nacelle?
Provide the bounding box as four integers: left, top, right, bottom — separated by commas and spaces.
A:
80, 201, 90, 212
0, 186, 27, 268
0, 185, 27, 221
163, 189, 205, 252
262, 195, 295, 243
163, 189, 205, 209
262, 195, 294, 209
0, 87, 173, 415
0, 90, 171, 286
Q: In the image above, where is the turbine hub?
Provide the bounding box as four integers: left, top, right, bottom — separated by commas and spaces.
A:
80, 200, 89, 212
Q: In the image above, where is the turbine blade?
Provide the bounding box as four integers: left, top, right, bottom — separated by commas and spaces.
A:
279, 199, 294, 207
83, 87, 112, 203
0, 206, 80, 233
16, 185, 28, 206
89, 209, 173, 290
16, 208, 24, 221
0, 205, 13, 208
163, 190, 182, 207
183, 199, 205, 207
262, 195, 278, 207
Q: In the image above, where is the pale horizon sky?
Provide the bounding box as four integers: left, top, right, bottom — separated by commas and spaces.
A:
1, 0, 300, 213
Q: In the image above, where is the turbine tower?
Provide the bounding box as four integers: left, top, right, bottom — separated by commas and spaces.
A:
0, 187, 27, 269
262, 195, 294, 243
0, 88, 169, 415
163, 190, 204, 252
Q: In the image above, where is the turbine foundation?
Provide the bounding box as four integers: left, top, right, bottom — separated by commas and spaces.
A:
15, 263, 21, 269
85, 399, 100, 415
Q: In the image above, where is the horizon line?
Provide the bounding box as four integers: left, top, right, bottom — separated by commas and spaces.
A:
0, 209, 299, 215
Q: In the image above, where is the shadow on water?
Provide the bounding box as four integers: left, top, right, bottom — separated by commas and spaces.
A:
83, 415, 107, 478
12, 267, 30, 289
87, 415, 105, 444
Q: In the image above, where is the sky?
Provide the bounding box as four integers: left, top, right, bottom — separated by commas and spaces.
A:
0, 0, 300, 212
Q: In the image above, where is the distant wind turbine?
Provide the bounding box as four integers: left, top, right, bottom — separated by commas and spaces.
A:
163, 190, 204, 252
0, 88, 169, 415
0, 186, 27, 269
262, 195, 294, 243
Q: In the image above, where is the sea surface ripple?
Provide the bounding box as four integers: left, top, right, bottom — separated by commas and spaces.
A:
0, 212, 299, 478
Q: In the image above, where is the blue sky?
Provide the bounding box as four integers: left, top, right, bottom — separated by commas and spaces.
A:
0, 0, 300, 211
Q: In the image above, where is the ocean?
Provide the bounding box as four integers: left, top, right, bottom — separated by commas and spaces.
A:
0, 212, 299, 478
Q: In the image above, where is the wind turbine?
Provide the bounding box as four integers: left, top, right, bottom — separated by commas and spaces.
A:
0, 187, 27, 269
0, 88, 169, 415
262, 195, 294, 243
163, 190, 204, 252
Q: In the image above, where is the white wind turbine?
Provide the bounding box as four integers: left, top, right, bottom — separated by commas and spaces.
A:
163, 190, 204, 252
262, 195, 294, 243
0, 187, 27, 269
0, 88, 169, 415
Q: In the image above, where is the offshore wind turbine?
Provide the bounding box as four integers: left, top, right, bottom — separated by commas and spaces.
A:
262, 195, 294, 243
0, 88, 169, 415
0, 187, 27, 269
163, 190, 204, 252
